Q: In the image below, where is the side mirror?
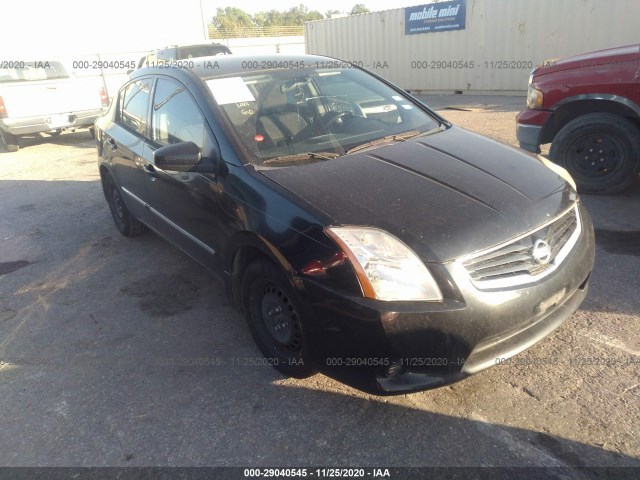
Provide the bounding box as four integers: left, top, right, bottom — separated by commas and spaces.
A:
154, 141, 206, 172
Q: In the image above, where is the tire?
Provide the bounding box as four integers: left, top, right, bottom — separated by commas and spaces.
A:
48, 129, 62, 136
103, 173, 147, 237
0, 129, 19, 152
241, 259, 315, 378
549, 113, 640, 194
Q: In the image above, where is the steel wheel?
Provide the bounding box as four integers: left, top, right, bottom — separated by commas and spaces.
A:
103, 173, 147, 237
550, 113, 640, 194
109, 184, 126, 231
565, 133, 623, 184
255, 281, 303, 356
242, 259, 315, 378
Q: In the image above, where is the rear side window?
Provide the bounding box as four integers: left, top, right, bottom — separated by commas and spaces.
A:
120, 79, 152, 135
151, 78, 207, 149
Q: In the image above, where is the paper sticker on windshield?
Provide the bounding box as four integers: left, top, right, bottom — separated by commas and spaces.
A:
392, 95, 403, 101
206, 77, 255, 105
401, 104, 414, 109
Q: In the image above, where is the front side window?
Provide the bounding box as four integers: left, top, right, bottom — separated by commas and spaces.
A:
206, 67, 441, 167
120, 79, 151, 135
151, 78, 207, 149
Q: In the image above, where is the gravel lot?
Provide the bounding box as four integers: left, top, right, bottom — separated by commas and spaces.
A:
0, 96, 638, 473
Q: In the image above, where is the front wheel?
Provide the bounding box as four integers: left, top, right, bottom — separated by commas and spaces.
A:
241, 259, 315, 378
549, 113, 640, 194
0, 129, 19, 152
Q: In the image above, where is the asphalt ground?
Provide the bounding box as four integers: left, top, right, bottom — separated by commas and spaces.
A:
0, 96, 638, 474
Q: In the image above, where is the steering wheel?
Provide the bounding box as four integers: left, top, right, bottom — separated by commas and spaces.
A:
347, 99, 366, 118
319, 111, 353, 130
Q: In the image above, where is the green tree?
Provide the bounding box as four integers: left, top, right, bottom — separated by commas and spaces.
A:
212, 7, 254, 31
325, 10, 342, 18
211, 5, 326, 37
350, 4, 370, 15
260, 9, 285, 27
282, 4, 323, 25
252, 11, 268, 28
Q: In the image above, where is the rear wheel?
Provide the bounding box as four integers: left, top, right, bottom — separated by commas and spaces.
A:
549, 113, 640, 194
103, 173, 147, 237
241, 259, 315, 378
0, 129, 19, 152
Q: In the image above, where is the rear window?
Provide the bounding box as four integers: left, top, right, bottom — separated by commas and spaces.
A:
0, 61, 69, 83
177, 45, 231, 59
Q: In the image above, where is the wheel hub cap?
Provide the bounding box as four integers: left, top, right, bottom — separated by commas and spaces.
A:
569, 134, 621, 178
260, 284, 301, 350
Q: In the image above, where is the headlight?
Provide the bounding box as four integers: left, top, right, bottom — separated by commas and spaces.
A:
538, 155, 577, 190
325, 227, 443, 302
527, 85, 544, 109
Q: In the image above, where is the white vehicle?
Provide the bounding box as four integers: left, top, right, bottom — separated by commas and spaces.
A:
0, 60, 109, 151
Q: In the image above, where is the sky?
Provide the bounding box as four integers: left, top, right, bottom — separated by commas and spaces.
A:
1, 0, 428, 56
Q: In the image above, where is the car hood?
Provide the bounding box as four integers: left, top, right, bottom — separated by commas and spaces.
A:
535, 44, 640, 76
260, 126, 577, 263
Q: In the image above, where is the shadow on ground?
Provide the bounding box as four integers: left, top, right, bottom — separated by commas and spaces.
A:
0, 129, 94, 153
0, 179, 638, 469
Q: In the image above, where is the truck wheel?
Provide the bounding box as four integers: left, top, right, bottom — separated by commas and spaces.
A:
49, 129, 62, 136
549, 113, 640, 194
0, 129, 19, 152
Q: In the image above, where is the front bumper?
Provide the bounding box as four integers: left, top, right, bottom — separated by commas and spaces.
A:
300, 204, 595, 395
516, 109, 552, 153
0, 108, 104, 136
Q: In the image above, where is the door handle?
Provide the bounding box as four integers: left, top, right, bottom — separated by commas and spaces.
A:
144, 163, 158, 178
106, 137, 117, 150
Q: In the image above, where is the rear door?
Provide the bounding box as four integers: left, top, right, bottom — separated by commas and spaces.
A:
105, 77, 154, 222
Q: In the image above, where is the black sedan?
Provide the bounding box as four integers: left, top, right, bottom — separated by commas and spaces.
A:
95, 55, 595, 394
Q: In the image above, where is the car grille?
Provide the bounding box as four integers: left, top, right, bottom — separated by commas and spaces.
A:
461, 205, 581, 289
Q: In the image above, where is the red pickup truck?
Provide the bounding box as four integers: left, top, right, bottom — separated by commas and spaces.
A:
517, 44, 640, 194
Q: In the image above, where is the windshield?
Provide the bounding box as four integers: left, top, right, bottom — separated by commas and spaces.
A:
0, 61, 69, 83
206, 67, 441, 167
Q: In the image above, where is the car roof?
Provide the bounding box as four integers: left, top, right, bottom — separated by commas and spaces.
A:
132, 54, 341, 80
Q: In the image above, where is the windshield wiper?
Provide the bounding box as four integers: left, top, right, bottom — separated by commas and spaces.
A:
261, 151, 340, 166
346, 127, 443, 155
346, 130, 421, 154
